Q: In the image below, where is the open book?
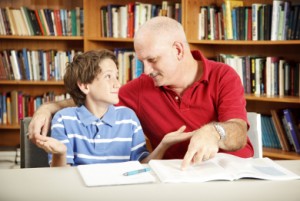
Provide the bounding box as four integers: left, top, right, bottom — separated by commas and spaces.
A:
77, 161, 155, 187
149, 153, 300, 183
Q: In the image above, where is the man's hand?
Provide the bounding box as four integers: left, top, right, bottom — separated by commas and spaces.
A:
28, 106, 52, 144
181, 125, 219, 170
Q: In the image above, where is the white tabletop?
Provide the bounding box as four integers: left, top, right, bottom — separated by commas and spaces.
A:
0, 160, 300, 201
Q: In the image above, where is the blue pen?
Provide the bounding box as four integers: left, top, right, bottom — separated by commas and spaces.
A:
123, 167, 151, 176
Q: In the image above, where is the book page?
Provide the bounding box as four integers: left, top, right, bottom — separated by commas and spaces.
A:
216, 154, 300, 181
149, 158, 233, 183
77, 161, 155, 187
149, 153, 300, 183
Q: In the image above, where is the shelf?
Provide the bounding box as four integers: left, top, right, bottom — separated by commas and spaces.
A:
188, 39, 300, 45
0, 80, 64, 85
245, 94, 300, 104
0, 35, 83, 40
86, 36, 133, 42
263, 148, 300, 160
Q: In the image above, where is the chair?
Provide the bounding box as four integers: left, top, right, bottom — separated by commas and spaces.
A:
247, 112, 263, 158
20, 117, 49, 168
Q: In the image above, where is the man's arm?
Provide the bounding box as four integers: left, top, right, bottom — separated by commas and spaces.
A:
28, 99, 75, 143
181, 119, 248, 169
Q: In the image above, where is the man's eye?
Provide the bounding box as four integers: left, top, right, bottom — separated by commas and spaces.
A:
148, 58, 156, 63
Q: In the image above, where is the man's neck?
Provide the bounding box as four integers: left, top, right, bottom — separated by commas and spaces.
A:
169, 59, 203, 96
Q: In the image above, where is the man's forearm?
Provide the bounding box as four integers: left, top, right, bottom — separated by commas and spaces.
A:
40, 98, 75, 115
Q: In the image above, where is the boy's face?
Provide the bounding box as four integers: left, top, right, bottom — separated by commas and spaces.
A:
86, 58, 120, 106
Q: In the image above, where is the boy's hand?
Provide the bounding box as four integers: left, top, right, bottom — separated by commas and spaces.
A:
36, 136, 67, 155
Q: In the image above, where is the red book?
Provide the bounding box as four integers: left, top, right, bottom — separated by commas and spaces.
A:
247, 7, 252, 40
127, 3, 134, 38
17, 91, 23, 124
34, 9, 45, 35
54, 9, 62, 36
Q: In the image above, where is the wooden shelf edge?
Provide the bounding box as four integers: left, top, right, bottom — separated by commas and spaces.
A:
245, 94, 300, 104
0, 124, 20, 129
0, 80, 64, 85
0, 35, 83, 40
263, 148, 300, 160
188, 39, 300, 45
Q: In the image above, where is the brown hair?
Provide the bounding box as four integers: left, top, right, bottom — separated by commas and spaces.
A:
63, 49, 117, 106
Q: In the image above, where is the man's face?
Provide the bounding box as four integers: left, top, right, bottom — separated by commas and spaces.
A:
134, 38, 179, 87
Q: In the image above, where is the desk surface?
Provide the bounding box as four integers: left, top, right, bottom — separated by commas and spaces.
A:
1, 160, 300, 201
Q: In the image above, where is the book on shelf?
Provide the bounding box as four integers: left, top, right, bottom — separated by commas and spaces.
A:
148, 153, 300, 183
270, 109, 292, 151
283, 108, 300, 153
77, 161, 155, 187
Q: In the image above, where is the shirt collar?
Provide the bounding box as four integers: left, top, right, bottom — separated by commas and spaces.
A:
76, 105, 116, 127
191, 50, 209, 84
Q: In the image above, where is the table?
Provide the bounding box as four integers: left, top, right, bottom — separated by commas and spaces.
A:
0, 160, 300, 201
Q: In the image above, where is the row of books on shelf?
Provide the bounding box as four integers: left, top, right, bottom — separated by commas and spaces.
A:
259, 108, 300, 153
114, 48, 143, 85
100, 1, 181, 38
198, 0, 300, 40
0, 91, 69, 125
0, 48, 143, 86
0, 49, 81, 81
0, 6, 83, 36
217, 54, 300, 97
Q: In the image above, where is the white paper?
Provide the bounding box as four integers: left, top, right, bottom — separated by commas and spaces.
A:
77, 161, 155, 187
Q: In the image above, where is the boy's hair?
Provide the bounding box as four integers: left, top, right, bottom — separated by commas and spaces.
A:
63, 49, 117, 106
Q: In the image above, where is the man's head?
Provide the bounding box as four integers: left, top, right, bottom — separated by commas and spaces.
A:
134, 16, 190, 87
64, 49, 119, 106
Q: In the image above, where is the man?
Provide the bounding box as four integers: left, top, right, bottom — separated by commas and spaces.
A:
28, 16, 253, 169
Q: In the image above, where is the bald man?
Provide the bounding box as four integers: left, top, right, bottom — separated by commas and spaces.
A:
28, 16, 254, 169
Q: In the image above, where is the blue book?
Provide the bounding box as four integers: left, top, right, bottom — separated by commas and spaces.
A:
283, 109, 300, 153
22, 48, 30, 80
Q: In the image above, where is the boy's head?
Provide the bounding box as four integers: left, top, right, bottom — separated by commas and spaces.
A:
64, 49, 118, 106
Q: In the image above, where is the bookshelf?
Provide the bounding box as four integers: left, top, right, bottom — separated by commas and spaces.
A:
0, 0, 83, 147
0, 0, 300, 160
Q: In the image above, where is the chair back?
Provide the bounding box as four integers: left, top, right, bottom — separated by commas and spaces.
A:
20, 117, 49, 168
247, 112, 263, 158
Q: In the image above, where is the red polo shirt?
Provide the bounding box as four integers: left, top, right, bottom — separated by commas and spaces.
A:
118, 50, 254, 159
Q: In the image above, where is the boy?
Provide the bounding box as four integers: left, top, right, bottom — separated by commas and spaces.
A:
36, 49, 191, 167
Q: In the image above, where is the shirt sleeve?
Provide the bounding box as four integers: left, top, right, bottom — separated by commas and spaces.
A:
216, 63, 248, 123
129, 111, 149, 161
48, 112, 75, 165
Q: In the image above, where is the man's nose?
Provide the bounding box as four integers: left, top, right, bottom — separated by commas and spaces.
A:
143, 62, 153, 75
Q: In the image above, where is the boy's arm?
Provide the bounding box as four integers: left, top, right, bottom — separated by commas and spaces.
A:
28, 99, 75, 144
141, 126, 193, 163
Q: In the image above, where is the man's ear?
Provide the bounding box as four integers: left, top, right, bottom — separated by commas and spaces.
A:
172, 41, 184, 60
77, 81, 89, 94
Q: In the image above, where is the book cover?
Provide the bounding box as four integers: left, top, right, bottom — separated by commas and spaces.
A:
149, 153, 300, 183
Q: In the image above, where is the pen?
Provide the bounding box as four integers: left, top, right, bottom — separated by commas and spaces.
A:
123, 167, 151, 176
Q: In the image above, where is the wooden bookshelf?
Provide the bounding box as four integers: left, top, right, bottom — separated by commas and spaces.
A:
0, 0, 83, 147
0, 0, 300, 160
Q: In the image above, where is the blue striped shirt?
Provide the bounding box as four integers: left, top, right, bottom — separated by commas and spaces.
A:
49, 105, 149, 166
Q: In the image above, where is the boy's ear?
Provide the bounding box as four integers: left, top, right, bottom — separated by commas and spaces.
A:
77, 81, 89, 94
